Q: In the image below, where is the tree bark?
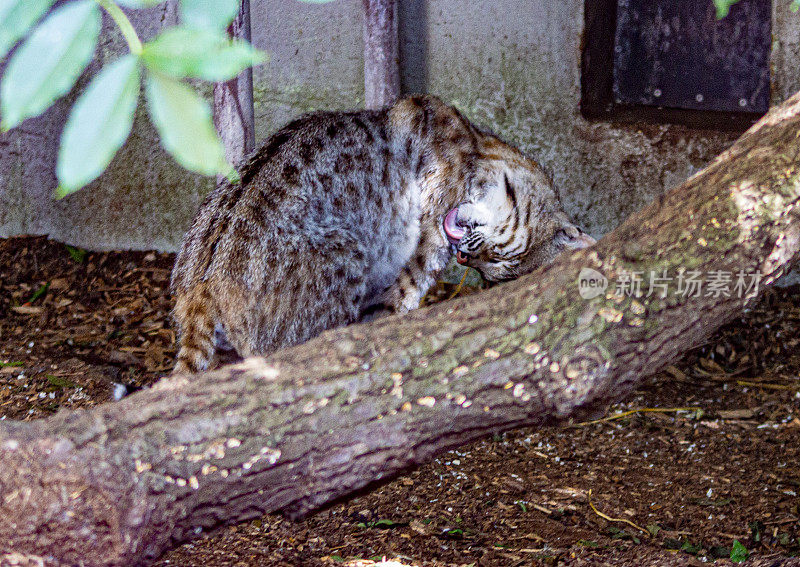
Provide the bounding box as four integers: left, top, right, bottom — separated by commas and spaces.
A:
2, 91, 800, 565
213, 0, 256, 171
363, 0, 400, 109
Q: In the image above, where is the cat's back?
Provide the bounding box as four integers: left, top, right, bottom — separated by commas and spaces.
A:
172, 107, 396, 294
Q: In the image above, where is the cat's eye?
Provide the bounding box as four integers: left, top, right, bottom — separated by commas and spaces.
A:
554, 227, 578, 241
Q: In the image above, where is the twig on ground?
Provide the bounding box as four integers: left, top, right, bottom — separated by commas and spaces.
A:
587, 490, 649, 535
737, 380, 799, 391
574, 407, 702, 427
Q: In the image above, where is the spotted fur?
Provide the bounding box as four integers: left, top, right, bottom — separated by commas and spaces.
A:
171, 95, 592, 374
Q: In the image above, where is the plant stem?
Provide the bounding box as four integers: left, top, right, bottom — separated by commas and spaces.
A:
94, 0, 143, 56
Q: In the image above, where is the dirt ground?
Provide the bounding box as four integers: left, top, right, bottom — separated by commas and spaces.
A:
0, 235, 798, 566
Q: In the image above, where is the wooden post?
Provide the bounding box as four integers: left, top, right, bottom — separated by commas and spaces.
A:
214, 0, 256, 171
363, 0, 400, 110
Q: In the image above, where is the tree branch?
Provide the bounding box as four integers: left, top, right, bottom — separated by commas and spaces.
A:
213, 0, 256, 170
363, 0, 400, 109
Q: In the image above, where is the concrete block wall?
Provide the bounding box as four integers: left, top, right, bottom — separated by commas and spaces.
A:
1, 0, 799, 252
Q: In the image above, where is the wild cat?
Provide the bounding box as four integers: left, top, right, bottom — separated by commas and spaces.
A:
171, 95, 594, 373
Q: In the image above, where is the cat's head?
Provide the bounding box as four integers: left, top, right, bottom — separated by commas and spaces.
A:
443, 153, 594, 283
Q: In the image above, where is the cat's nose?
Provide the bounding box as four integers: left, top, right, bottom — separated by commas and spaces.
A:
573, 233, 596, 249
557, 226, 596, 250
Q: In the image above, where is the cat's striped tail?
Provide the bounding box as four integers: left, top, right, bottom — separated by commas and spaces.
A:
172, 282, 217, 374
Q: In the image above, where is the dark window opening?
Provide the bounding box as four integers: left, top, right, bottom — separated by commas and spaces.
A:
581, 0, 771, 130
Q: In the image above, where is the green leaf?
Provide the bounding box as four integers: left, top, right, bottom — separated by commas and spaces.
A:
116, 0, 166, 7
180, 0, 239, 31
709, 546, 732, 559
373, 519, 398, 528
713, 0, 739, 19
27, 282, 49, 304
57, 55, 140, 197
680, 540, 702, 555
64, 244, 87, 263
0, 0, 55, 60
793, 0, 800, 12
46, 374, 77, 389
145, 71, 232, 177
749, 520, 765, 542
142, 27, 266, 81
1, 0, 101, 131
730, 539, 748, 563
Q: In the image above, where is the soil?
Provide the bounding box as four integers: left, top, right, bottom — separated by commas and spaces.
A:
0, 235, 798, 566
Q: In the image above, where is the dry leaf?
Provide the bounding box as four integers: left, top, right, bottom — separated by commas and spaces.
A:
718, 408, 755, 419
11, 305, 43, 315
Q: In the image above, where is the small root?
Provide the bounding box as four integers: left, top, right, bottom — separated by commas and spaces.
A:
588, 489, 649, 535
447, 269, 470, 301
574, 407, 702, 427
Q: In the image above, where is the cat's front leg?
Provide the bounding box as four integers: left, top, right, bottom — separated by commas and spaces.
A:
355, 268, 429, 322
356, 254, 433, 322
381, 230, 451, 314
381, 267, 435, 313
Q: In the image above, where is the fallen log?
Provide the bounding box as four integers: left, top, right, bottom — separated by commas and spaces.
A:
1, 92, 800, 565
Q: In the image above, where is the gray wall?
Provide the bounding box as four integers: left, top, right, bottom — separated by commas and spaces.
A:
2, 0, 799, 251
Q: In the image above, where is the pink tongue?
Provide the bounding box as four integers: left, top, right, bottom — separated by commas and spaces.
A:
443, 208, 466, 243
